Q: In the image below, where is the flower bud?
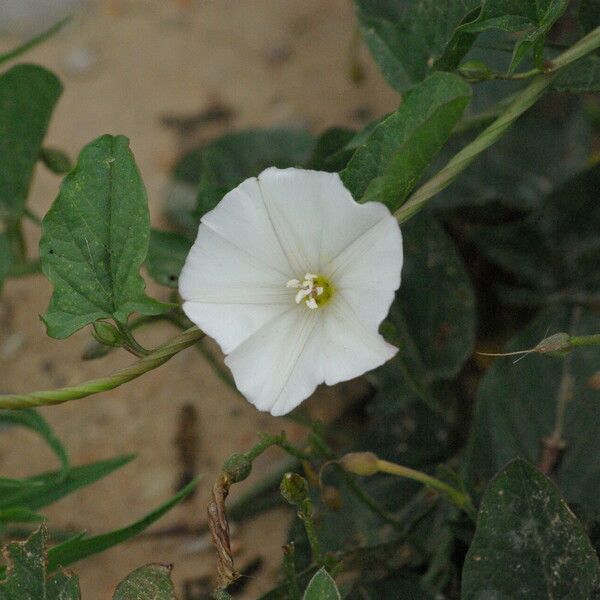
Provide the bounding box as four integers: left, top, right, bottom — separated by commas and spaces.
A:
280, 472, 309, 507
222, 453, 252, 483
92, 321, 122, 347
339, 452, 379, 476
534, 332, 572, 356
457, 60, 495, 82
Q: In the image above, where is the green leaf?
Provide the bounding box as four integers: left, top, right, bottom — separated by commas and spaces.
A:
0, 409, 70, 478
383, 211, 475, 387
146, 229, 191, 288
341, 73, 471, 210
47, 477, 199, 570
193, 128, 314, 220
354, 0, 480, 92
579, 0, 600, 34
303, 569, 341, 600
307, 127, 356, 172
0, 65, 62, 222
0, 524, 81, 600
466, 166, 600, 305
466, 306, 600, 518
459, 0, 569, 73
0, 454, 135, 511
0, 507, 43, 523
113, 564, 177, 600
40, 134, 168, 339
40, 147, 73, 175
462, 459, 600, 599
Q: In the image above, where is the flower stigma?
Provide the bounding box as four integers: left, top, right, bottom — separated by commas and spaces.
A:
286, 273, 333, 309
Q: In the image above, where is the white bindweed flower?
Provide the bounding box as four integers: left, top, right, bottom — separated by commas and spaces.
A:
179, 167, 403, 416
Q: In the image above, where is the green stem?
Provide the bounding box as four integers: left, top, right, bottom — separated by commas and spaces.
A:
299, 501, 325, 567
395, 25, 600, 223
375, 458, 476, 518
0, 327, 204, 409
116, 321, 151, 357
569, 333, 600, 348
283, 544, 302, 600
0, 17, 71, 65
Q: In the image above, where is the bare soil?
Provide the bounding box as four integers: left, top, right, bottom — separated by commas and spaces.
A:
0, 2, 397, 598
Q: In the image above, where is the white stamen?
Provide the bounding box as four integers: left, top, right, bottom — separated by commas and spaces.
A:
306, 297, 318, 310
287, 273, 326, 309
295, 288, 311, 304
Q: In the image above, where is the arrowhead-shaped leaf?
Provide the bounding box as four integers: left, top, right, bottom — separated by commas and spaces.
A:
0, 64, 62, 223
341, 73, 471, 211
40, 134, 168, 338
462, 459, 600, 599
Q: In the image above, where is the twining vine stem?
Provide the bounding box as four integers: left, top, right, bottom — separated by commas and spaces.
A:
395, 25, 600, 224
0, 327, 204, 409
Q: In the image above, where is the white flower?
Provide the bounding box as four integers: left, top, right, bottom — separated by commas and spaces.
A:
179, 167, 403, 416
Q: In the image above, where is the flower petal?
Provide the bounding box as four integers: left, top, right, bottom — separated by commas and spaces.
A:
180, 225, 295, 353
256, 167, 393, 272
321, 296, 398, 386
201, 176, 294, 277
224, 308, 322, 416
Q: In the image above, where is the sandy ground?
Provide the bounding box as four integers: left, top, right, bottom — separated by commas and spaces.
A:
0, 1, 397, 598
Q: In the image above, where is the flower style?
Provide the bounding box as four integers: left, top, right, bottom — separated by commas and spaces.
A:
179, 167, 403, 416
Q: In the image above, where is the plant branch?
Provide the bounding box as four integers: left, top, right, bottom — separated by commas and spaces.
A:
0, 327, 204, 409
395, 25, 600, 223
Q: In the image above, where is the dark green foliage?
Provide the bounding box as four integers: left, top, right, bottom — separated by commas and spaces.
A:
466, 166, 600, 305
40, 135, 168, 338
467, 307, 600, 518
0, 525, 80, 600
462, 459, 600, 599
0, 65, 62, 223
146, 229, 191, 288
353, 0, 480, 92
341, 73, 472, 210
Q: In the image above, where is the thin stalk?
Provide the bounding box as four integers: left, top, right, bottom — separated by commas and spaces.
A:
116, 321, 151, 357
0, 327, 204, 409
569, 333, 600, 348
395, 25, 600, 223
375, 458, 475, 517
0, 17, 71, 65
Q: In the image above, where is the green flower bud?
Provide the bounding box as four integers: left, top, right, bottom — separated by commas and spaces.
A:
222, 453, 252, 483
457, 60, 495, 82
91, 321, 122, 347
339, 452, 380, 476
280, 472, 309, 507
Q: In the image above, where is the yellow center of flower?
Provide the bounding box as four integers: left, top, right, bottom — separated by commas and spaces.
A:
286, 273, 333, 309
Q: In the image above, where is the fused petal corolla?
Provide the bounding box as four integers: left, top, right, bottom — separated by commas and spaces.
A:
179, 167, 403, 416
